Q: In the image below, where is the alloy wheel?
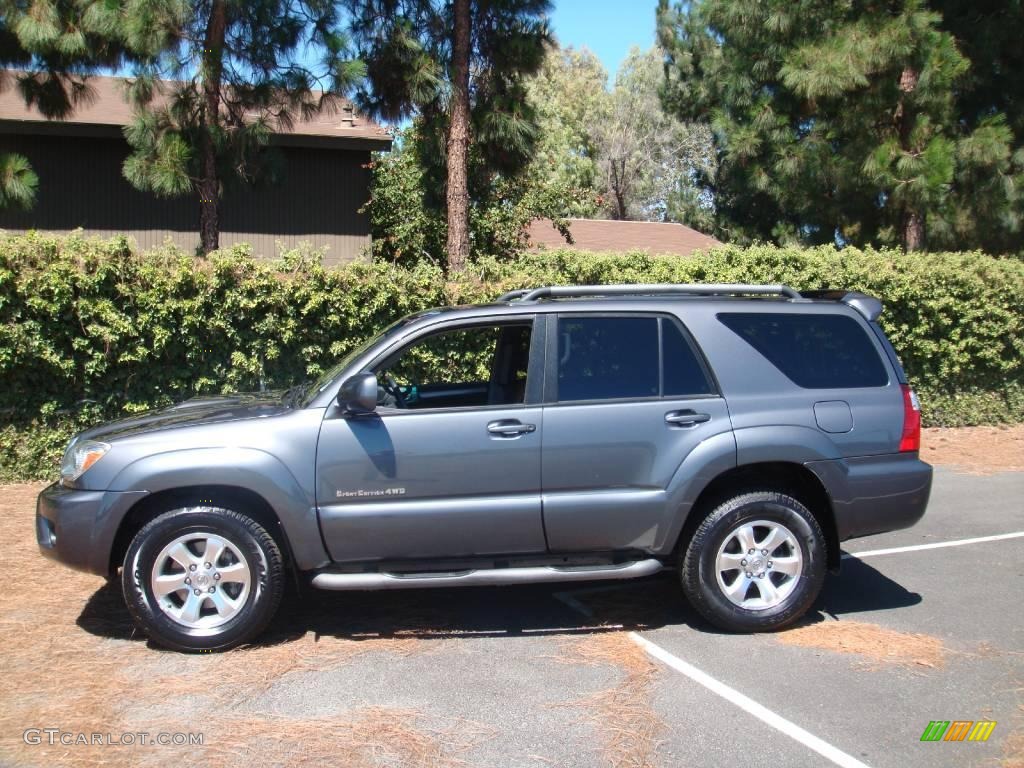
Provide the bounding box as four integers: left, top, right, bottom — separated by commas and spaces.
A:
714, 519, 804, 610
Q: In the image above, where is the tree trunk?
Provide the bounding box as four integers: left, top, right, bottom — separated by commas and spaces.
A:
902, 210, 925, 252
895, 65, 925, 252
611, 160, 627, 219
445, 0, 471, 272
199, 0, 227, 255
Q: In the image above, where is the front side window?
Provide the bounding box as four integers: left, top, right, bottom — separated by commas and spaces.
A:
374, 322, 532, 409
556, 315, 713, 402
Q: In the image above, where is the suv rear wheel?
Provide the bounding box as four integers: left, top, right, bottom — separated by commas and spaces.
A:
680, 491, 826, 632
122, 507, 284, 652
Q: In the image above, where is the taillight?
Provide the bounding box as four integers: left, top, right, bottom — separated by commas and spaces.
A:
899, 384, 921, 452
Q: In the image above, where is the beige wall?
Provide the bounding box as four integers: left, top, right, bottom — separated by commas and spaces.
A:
0, 133, 375, 265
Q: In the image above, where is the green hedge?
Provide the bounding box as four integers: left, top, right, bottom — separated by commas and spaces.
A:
1, 233, 1022, 481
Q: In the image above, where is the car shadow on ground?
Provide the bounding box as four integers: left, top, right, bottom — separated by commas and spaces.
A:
76, 576, 680, 648
77, 554, 921, 650
814, 555, 922, 619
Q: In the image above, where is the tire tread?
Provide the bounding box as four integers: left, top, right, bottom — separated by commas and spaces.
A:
680, 490, 826, 633
122, 506, 284, 652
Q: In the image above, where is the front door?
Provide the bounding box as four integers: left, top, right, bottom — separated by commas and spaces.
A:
316, 318, 546, 563
541, 313, 733, 552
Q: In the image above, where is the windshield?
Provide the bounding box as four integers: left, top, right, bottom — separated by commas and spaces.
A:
299, 311, 438, 406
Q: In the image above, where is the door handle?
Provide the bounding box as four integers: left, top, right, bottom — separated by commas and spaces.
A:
665, 410, 711, 427
487, 420, 536, 437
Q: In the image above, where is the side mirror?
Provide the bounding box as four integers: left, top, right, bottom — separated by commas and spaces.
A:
337, 372, 378, 415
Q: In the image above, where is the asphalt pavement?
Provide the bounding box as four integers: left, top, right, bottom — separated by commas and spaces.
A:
204, 466, 1024, 767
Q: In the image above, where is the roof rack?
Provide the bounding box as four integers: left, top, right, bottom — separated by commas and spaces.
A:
500, 283, 804, 303
494, 283, 884, 320
496, 288, 532, 302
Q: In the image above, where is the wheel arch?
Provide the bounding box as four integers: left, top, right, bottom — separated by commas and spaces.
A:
109, 485, 301, 584
673, 462, 840, 571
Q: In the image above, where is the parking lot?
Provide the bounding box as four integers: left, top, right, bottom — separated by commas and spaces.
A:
1, 427, 1021, 768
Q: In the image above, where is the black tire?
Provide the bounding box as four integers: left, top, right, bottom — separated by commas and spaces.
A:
680, 490, 826, 633
122, 507, 284, 652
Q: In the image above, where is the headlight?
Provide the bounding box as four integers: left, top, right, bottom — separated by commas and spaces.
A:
60, 439, 110, 484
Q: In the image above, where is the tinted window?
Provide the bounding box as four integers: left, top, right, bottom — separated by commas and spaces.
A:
558, 317, 659, 401
662, 320, 714, 396
718, 312, 888, 388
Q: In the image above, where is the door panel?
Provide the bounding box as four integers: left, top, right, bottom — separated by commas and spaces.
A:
541, 311, 731, 553
541, 397, 731, 551
317, 406, 545, 562
317, 314, 545, 563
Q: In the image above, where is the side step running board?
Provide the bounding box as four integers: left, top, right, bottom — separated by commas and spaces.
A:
310, 558, 664, 591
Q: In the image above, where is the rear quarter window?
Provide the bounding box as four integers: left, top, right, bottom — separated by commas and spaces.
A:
717, 312, 889, 388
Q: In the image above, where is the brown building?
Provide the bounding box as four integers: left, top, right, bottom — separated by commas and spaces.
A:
0, 75, 391, 265
527, 217, 720, 257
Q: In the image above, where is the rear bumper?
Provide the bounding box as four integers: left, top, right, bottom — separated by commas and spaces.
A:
806, 453, 932, 542
36, 482, 148, 576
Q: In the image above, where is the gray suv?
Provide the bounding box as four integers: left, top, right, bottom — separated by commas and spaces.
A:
36, 283, 932, 652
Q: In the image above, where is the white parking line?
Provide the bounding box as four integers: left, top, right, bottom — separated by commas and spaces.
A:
554, 588, 873, 768
551, 530, 1024, 766
843, 531, 1024, 559
629, 633, 873, 768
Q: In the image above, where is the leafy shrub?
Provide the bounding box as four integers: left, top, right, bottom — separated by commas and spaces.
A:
1, 233, 1021, 481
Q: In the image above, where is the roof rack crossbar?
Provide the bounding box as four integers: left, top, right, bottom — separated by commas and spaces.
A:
514, 283, 803, 302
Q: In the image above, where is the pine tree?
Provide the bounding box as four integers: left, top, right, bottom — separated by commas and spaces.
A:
0, 0, 131, 209
930, 0, 1024, 252
0, 151, 36, 208
657, 0, 1021, 252
347, 0, 551, 271
120, 0, 363, 254
366, 119, 585, 264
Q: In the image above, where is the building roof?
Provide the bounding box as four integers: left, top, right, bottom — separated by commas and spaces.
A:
0, 73, 392, 150
527, 218, 720, 257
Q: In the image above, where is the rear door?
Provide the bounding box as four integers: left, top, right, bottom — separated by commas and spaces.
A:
540, 312, 732, 552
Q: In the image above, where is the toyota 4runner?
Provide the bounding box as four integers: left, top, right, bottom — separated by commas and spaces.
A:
36, 283, 932, 651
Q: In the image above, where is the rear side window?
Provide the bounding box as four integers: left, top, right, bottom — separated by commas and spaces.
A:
718, 312, 888, 388
558, 317, 659, 401
556, 316, 714, 402
662, 319, 713, 397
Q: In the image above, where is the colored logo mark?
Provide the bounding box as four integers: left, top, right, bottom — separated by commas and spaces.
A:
920, 720, 996, 742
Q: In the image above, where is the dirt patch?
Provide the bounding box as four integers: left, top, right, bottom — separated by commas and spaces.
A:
554, 633, 665, 768
1000, 703, 1024, 768
1005, 730, 1024, 768
195, 709, 488, 768
0, 483, 478, 768
777, 619, 947, 669
921, 425, 1024, 475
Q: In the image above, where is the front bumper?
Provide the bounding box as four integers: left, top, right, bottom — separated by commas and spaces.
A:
36, 482, 148, 576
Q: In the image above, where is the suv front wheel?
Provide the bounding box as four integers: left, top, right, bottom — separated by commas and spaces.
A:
681, 491, 826, 632
122, 507, 285, 652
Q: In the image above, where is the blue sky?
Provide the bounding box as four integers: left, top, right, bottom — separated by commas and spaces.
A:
548, 0, 661, 79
